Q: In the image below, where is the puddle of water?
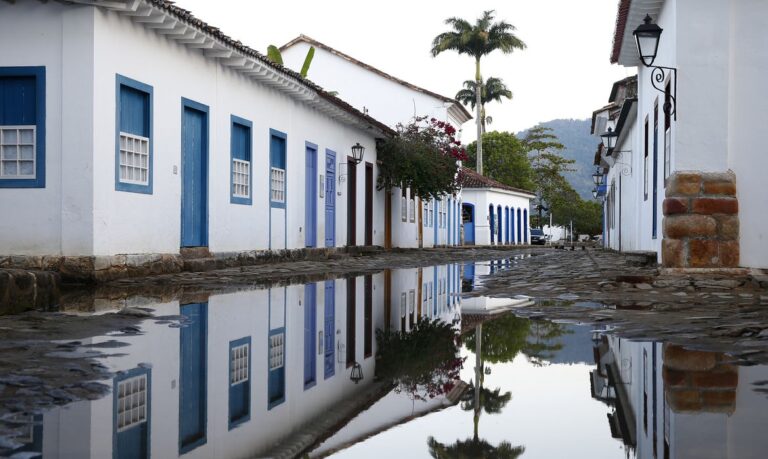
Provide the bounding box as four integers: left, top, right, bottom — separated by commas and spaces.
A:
1, 260, 768, 458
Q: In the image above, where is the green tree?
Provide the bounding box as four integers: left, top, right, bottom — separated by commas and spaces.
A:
465, 132, 534, 191
427, 437, 525, 459
522, 126, 575, 227
432, 10, 526, 175
463, 314, 531, 364
455, 77, 513, 134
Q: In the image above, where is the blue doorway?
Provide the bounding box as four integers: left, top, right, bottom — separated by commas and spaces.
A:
462, 203, 475, 244
305, 143, 318, 248
181, 99, 209, 247
517, 208, 522, 243
489, 204, 495, 244
497, 205, 502, 244
325, 150, 336, 247
324, 280, 335, 378
304, 283, 317, 388
524, 209, 529, 243
179, 303, 207, 453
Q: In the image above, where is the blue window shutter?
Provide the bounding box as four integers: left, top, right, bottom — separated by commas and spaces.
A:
231, 123, 250, 161
119, 85, 149, 137
270, 131, 286, 169
0, 76, 36, 125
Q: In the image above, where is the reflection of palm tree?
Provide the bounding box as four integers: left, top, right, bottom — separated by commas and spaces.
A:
427, 436, 525, 459
426, 324, 525, 458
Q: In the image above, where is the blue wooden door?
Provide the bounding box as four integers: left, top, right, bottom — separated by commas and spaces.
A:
517, 208, 522, 243
304, 283, 317, 388
305, 146, 317, 247
489, 205, 495, 244
510, 208, 515, 244
179, 303, 207, 453
181, 101, 208, 247
524, 209, 529, 243
325, 151, 336, 247
324, 280, 335, 378
462, 204, 475, 244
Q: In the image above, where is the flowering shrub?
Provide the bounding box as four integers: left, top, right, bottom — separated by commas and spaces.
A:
377, 117, 466, 200
376, 317, 464, 401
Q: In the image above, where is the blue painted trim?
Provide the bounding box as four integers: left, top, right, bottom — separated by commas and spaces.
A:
112, 366, 152, 459
228, 336, 252, 430
114, 74, 153, 194
305, 141, 318, 248
0, 66, 46, 188
178, 303, 208, 454
230, 115, 253, 205
269, 128, 288, 210
180, 97, 210, 247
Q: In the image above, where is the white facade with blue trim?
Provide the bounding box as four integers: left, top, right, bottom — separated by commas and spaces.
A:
281, 36, 472, 248
0, 1, 391, 263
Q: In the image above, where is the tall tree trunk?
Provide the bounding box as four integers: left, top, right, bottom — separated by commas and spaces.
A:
475, 58, 483, 175
480, 106, 486, 135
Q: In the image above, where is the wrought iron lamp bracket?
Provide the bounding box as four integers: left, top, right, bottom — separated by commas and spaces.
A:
610, 150, 633, 176
648, 65, 677, 120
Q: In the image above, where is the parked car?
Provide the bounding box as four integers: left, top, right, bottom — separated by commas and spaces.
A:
530, 228, 547, 245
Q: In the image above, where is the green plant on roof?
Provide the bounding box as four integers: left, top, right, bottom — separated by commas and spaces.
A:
266, 45, 315, 78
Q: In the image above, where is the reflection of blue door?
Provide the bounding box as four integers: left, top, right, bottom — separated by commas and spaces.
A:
181, 99, 208, 247
180, 303, 207, 453
324, 280, 335, 379
462, 204, 475, 244
462, 262, 475, 292
304, 284, 317, 388
306, 145, 317, 247
325, 150, 336, 247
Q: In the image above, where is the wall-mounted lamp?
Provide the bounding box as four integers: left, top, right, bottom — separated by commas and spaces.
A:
592, 167, 605, 186
350, 361, 364, 384
338, 143, 367, 191
633, 15, 677, 119
600, 127, 618, 151
592, 188, 598, 199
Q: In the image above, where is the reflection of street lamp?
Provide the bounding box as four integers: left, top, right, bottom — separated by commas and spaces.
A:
350, 361, 364, 384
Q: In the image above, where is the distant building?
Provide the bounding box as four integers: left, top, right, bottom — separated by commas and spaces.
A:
595, 0, 768, 268
281, 35, 472, 248
459, 169, 535, 246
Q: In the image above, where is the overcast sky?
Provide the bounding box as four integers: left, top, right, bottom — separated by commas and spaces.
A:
174, 0, 634, 140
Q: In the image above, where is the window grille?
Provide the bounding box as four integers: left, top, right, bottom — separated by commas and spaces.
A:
231, 343, 250, 384
232, 159, 250, 198
271, 167, 286, 203
409, 197, 415, 222
119, 132, 149, 185
0, 126, 35, 179
408, 290, 415, 314
269, 333, 284, 370
116, 374, 148, 432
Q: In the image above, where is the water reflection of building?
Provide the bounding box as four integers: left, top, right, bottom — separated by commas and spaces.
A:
5, 268, 463, 458
591, 335, 768, 459
461, 259, 532, 314
389, 265, 462, 332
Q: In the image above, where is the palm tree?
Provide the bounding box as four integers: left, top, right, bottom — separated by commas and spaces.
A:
455, 77, 513, 134
431, 10, 526, 175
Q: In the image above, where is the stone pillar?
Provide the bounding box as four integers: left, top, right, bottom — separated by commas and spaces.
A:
662, 171, 739, 268
663, 344, 737, 414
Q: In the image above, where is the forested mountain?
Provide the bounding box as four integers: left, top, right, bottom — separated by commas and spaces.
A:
518, 119, 598, 200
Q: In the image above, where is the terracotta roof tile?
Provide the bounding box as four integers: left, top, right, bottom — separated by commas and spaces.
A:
460, 168, 536, 197
611, 0, 632, 64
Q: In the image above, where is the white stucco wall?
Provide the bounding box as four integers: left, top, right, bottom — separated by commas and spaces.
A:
89, 9, 383, 256
613, 0, 768, 267
281, 42, 466, 130
1, 4, 390, 257
0, 3, 95, 256
461, 188, 531, 246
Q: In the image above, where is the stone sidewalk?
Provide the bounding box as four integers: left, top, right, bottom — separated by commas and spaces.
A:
469, 248, 768, 364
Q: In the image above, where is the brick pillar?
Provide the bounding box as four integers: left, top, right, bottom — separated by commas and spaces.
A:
662, 344, 738, 414
662, 171, 739, 268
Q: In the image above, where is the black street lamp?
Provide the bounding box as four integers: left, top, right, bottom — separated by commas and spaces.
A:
350, 361, 364, 384
350, 142, 365, 165
633, 14, 663, 67
592, 167, 604, 186
632, 15, 677, 119
600, 127, 618, 151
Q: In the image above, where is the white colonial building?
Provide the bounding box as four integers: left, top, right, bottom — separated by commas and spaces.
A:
280, 35, 472, 248
0, 0, 395, 279
459, 169, 535, 246
595, 0, 768, 268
